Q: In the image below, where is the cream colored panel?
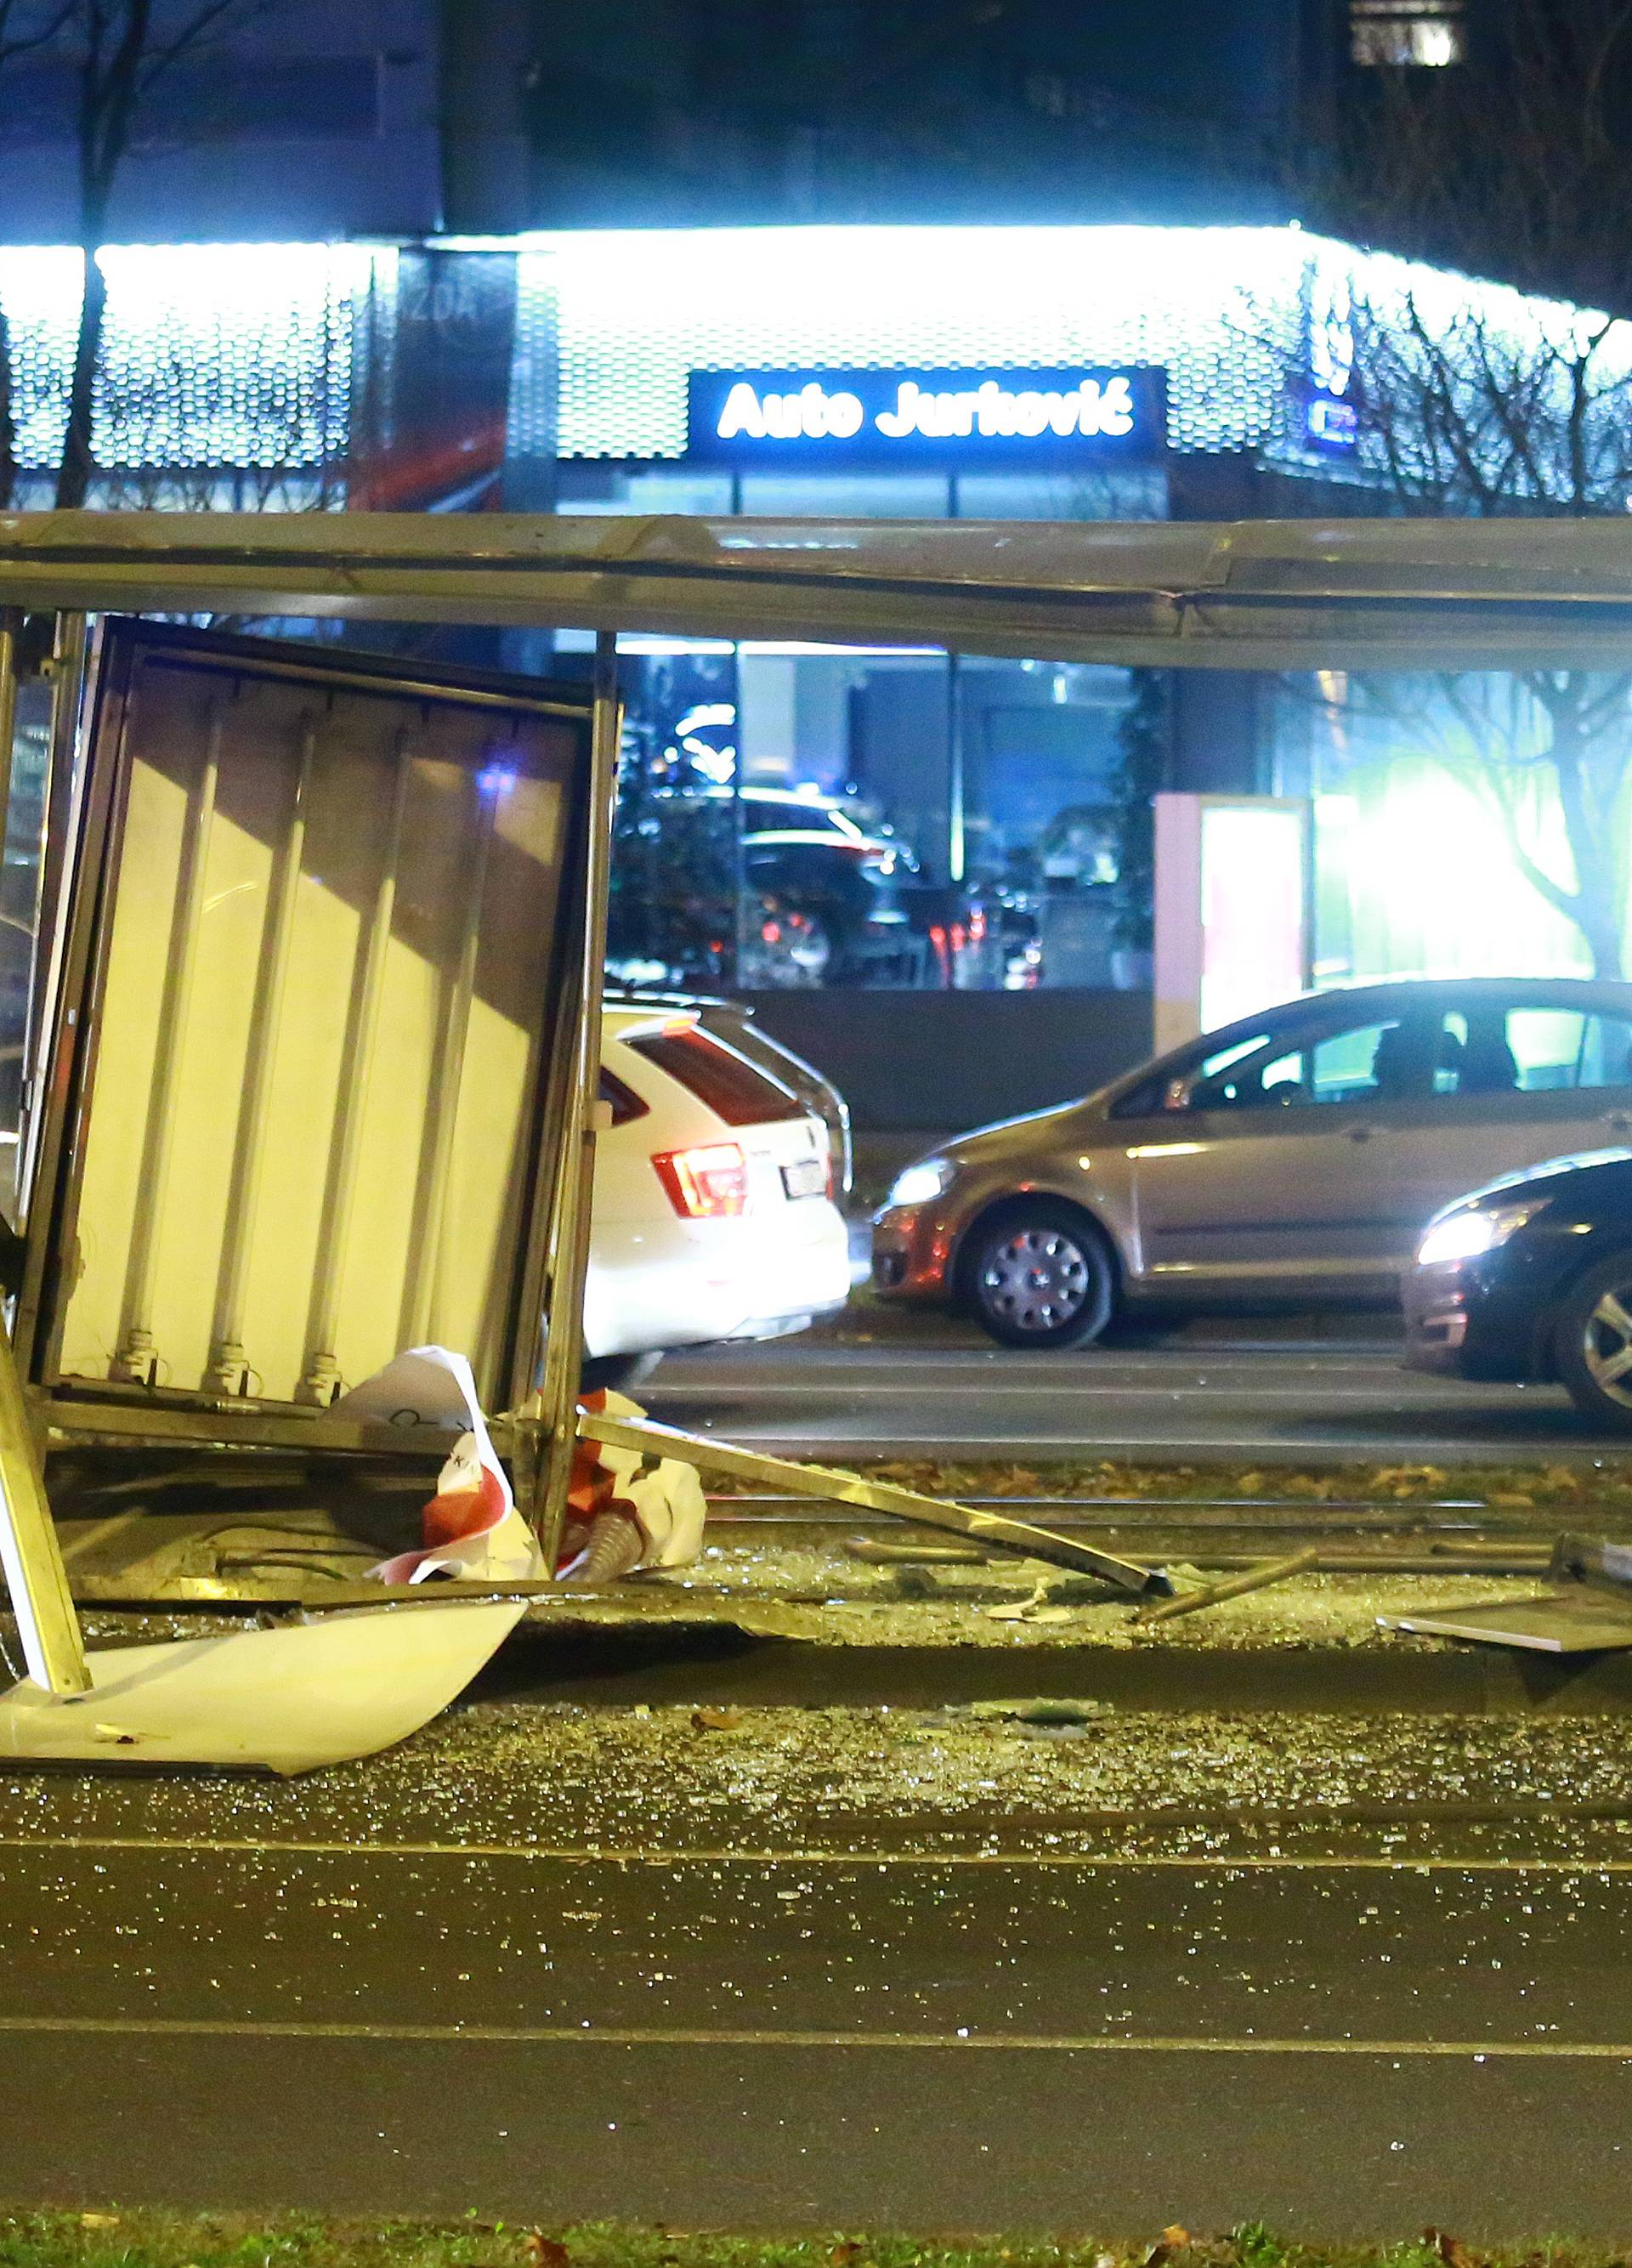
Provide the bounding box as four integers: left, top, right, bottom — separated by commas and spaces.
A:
58, 646, 576, 1409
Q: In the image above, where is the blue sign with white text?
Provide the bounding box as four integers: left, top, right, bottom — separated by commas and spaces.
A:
686, 366, 1167, 468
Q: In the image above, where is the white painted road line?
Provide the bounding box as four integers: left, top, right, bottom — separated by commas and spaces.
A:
0, 1836, 1623, 1874
654, 1381, 1477, 1400
0, 2013, 1623, 2057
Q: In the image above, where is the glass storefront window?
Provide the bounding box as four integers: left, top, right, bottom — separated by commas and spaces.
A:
582, 452, 1176, 998
605, 636, 1154, 995
608, 646, 1632, 1010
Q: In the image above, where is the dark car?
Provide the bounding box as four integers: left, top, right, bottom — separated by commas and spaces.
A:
609, 785, 1040, 991
1403, 1148, 1632, 1428
737, 789, 921, 984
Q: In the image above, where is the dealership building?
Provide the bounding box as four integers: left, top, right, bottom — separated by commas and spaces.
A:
0, 221, 1612, 1117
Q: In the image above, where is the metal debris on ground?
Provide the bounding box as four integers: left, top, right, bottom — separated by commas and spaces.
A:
1550, 1532, 1632, 1591
1378, 1530, 1632, 1653
844, 1539, 990, 1567
577, 1404, 1172, 1597
1376, 1594, 1632, 1653
1137, 1546, 1321, 1625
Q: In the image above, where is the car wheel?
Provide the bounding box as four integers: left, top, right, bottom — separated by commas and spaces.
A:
742, 904, 834, 987
580, 1352, 664, 1397
1554, 1252, 1632, 1431
961, 1202, 1114, 1349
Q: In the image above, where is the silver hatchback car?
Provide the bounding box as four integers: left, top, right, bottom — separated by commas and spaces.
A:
872, 977, 1632, 1347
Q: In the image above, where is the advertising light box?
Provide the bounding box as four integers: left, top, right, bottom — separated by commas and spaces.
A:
1153, 794, 1312, 1056
686, 366, 1166, 469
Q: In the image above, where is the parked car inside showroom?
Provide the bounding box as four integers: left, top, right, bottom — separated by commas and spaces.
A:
873, 977, 1632, 1348
609, 784, 1042, 993
583, 1001, 853, 1389
1404, 1148, 1632, 1428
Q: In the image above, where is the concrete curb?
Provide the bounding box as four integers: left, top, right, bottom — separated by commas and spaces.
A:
497, 1615, 1632, 1715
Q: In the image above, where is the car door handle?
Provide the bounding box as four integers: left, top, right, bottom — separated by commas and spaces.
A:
1608, 1112, 1632, 1135
1346, 1125, 1373, 1143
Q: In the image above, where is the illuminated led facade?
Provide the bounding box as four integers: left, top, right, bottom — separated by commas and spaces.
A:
1, 221, 1622, 1007
0, 243, 381, 496
3, 222, 1618, 509
514, 224, 1311, 476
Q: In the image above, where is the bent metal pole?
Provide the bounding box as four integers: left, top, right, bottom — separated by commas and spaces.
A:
576, 1406, 1171, 1598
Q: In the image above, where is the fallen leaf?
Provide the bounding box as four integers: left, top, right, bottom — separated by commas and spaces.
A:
524, 2236, 570, 2268
691, 1706, 745, 1732
79, 2218, 119, 2232
1425, 2229, 1483, 2268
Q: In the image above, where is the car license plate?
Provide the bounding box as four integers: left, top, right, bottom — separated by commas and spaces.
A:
781, 1157, 827, 1200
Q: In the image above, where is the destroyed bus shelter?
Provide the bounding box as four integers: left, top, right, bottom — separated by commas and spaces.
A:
0, 507, 1625, 1765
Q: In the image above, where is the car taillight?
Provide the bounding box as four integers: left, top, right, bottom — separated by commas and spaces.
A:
653, 1143, 749, 1218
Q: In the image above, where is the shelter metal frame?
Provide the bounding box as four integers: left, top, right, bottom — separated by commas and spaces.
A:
0, 506, 1626, 1698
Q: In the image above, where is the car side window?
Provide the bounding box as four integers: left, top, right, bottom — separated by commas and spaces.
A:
1309, 1011, 1473, 1105
1497, 1008, 1632, 1093
1108, 1031, 1272, 1119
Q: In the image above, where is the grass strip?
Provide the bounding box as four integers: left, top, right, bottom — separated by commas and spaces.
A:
0, 2214, 1623, 2268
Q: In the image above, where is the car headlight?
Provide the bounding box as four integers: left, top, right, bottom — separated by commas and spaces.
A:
1416, 1199, 1548, 1268
887, 1158, 952, 1208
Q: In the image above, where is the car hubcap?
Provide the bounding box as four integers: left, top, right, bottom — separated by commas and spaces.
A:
982, 1228, 1091, 1335
1584, 1285, 1632, 1407
786, 914, 830, 977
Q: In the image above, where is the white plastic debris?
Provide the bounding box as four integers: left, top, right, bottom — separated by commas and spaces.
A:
0, 1344, 535, 1774
337, 1346, 542, 1585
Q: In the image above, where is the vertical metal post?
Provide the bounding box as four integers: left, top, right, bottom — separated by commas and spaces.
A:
0, 1321, 88, 1695
0, 610, 22, 862
0, 619, 75, 1692
533, 631, 619, 1570
298, 730, 413, 1404
407, 765, 497, 1347
731, 656, 747, 987
111, 706, 223, 1385
0, 609, 24, 1225
20, 612, 87, 1223
947, 649, 966, 888
204, 717, 319, 1393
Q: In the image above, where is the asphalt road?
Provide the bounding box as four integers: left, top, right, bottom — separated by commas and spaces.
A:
644, 1323, 1628, 1464
3, 1742, 1632, 2235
